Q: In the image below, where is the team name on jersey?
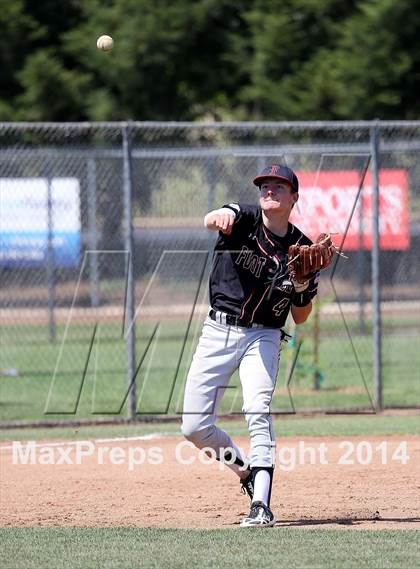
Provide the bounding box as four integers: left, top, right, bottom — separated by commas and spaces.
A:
235, 246, 267, 277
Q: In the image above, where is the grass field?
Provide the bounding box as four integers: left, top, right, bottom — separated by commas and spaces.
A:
2, 414, 419, 569
0, 413, 419, 442
1, 528, 419, 569
1, 320, 419, 422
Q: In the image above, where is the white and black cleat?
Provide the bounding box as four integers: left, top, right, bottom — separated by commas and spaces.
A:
240, 501, 276, 528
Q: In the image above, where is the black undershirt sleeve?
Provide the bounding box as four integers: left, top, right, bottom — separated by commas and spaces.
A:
292, 272, 319, 307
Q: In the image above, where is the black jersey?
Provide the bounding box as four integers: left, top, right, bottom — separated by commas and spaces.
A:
209, 203, 319, 328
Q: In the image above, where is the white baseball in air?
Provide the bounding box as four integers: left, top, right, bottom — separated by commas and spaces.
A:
96, 35, 114, 52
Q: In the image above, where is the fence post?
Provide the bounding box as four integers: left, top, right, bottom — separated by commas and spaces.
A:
370, 121, 382, 411
312, 296, 321, 390
206, 158, 216, 212
357, 185, 366, 334
87, 157, 99, 308
122, 122, 137, 419
45, 161, 56, 343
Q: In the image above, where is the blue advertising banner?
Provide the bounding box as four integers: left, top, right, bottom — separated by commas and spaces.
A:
0, 178, 81, 268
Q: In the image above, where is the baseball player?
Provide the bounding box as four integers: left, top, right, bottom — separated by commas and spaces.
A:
181, 165, 326, 527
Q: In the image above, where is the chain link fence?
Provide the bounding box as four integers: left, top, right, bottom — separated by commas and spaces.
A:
0, 121, 419, 425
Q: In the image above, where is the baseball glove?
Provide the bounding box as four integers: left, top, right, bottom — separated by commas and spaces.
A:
288, 233, 336, 283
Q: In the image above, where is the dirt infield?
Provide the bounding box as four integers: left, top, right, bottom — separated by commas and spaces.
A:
1, 435, 419, 530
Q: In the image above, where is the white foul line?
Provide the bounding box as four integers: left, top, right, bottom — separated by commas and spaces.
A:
0, 432, 174, 452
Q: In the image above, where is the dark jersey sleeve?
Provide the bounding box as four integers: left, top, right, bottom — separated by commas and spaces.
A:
221, 203, 260, 236
291, 272, 319, 307
308, 273, 320, 299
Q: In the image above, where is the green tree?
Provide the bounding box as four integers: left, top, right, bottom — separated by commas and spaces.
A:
0, 0, 418, 121
16, 48, 91, 120
0, 0, 39, 119
62, 0, 249, 120
326, 0, 420, 118
233, 0, 419, 119
231, 0, 357, 118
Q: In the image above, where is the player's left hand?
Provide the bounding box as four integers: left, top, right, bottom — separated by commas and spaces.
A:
288, 233, 338, 283
291, 278, 310, 292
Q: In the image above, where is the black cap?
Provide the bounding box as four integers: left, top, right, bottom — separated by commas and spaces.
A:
253, 164, 299, 193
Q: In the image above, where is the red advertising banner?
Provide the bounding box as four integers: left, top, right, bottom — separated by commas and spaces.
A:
290, 169, 410, 250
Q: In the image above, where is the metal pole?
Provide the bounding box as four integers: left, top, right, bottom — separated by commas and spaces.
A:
312, 296, 320, 390
370, 121, 382, 411
122, 122, 137, 418
206, 158, 216, 212
87, 158, 99, 307
45, 162, 56, 343
357, 185, 366, 334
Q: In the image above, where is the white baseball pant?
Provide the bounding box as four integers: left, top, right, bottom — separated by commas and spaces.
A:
181, 315, 282, 467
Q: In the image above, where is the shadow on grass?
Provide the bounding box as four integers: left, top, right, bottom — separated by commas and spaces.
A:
231, 515, 420, 527
275, 516, 420, 527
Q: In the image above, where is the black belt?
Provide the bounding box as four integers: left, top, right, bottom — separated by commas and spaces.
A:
208, 310, 292, 341
209, 309, 266, 329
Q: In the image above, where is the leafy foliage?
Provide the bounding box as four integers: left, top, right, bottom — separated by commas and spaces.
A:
0, 0, 418, 120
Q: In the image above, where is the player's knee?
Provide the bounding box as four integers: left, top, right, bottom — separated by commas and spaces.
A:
181, 422, 214, 447
181, 419, 202, 441
181, 422, 197, 441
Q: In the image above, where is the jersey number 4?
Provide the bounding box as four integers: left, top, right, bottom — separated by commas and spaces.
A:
272, 298, 289, 317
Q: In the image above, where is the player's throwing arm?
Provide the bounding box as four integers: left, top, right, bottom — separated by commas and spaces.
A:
204, 207, 237, 235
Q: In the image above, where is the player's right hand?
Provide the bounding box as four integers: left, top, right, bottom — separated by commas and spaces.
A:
207, 212, 235, 235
